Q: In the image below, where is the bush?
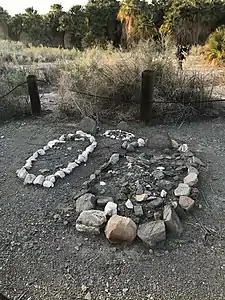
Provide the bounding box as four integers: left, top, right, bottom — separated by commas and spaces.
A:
57, 41, 213, 122
204, 26, 225, 65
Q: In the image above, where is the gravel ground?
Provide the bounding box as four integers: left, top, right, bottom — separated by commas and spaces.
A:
1, 115, 225, 300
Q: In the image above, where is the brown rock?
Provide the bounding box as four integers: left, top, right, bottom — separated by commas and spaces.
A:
179, 196, 195, 211
105, 215, 137, 244
135, 193, 148, 202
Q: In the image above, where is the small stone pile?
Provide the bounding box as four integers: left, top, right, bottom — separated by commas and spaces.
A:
75, 128, 205, 248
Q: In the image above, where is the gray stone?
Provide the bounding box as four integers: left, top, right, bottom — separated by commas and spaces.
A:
163, 205, 183, 237
189, 156, 206, 167
184, 172, 198, 187
24, 174, 36, 185
79, 117, 97, 134
151, 169, 164, 180
97, 196, 114, 206
134, 205, 143, 217
188, 166, 199, 175
122, 141, 129, 149
126, 144, 135, 152
76, 193, 96, 213
117, 121, 130, 132
130, 142, 138, 148
109, 153, 120, 165
149, 198, 164, 208
76, 210, 106, 234
157, 180, 174, 191
146, 133, 172, 150
174, 183, 191, 196
116, 192, 127, 201
179, 196, 195, 211
137, 221, 166, 247
154, 211, 162, 220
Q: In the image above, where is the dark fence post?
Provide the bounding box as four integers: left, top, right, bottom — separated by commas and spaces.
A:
27, 75, 41, 116
140, 70, 155, 123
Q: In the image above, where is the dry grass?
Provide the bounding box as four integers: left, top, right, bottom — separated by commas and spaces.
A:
57, 41, 214, 122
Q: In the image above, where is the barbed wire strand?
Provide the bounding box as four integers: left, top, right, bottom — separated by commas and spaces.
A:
0, 81, 27, 101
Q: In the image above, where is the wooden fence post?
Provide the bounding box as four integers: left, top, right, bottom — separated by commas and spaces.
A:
140, 70, 155, 123
27, 75, 41, 116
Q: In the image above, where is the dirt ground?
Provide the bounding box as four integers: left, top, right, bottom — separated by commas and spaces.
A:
1, 113, 225, 300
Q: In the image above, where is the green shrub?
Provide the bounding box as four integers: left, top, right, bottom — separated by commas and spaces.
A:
204, 26, 225, 64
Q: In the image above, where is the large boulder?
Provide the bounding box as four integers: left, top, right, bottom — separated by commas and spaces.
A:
79, 117, 97, 134
105, 215, 137, 244
76, 210, 107, 234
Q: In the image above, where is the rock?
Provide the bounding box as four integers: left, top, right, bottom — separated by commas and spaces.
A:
43, 180, 54, 188
146, 133, 172, 150
125, 199, 134, 209
33, 175, 45, 185
188, 166, 199, 175
171, 139, 179, 149
189, 156, 205, 166
24, 174, 36, 185
171, 201, 186, 219
179, 196, 195, 211
122, 141, 129, 149
163, 205, 183, 237
154, 211, 162, 220
137, 138, 145, 147
183, 173, 198, 187
134, 205, 143, 217
16, 168, 28, 180
157, 180, 174, 191
105, 215, 137, 244
116, 192, 127, 201
160, 190, 167, 198
135, 194, 148, 202
117, 121, 130, 131
97, 196, 114, 206
90, 174, 96, 181
151, 169, 164, 180
137, 221, 166, 247
109, 153, 120, 165
54, 170, 65, 178
104, 202, 117, 216
84, 292, 92, 300
174, 183, 191, 196
79, 117, 97, 134
76, 210, 106, 235
37, 149, 45, 155
178, 144, 188, 152
126, 144, 135, 152
76, 193, 96, 213
99, 161, 110, 171
45, 175, 56, 183
130, 141, 138, 148
150, 198, 164, 208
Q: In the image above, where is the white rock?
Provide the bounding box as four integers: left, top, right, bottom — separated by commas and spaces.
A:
157, 166, 165, 171
37, 149, 45, 155
171, 139, 179, 149
16, 168, 28, 179
137, 138, 145, 147
178, 144, 188, 152
67, 133, 74, 139
62, 168, 72, 174
24, 174, 36, 185
109, 153, 120, 165
45, 175, 56, 183
33, 175, 45, 185
67, 162, 78, 170
43, 145, 49, 151
188, 166, 199, 175
26, 156, 36, 163
67, 147, 72, 151
43, 180, 54, 188
89, 136, 96, 143
32, 152, 39, 159
174, 183, 191, 196
48, 139, 58, 148
125, 199, 134, 209
24, 161, 32, 170
100, 181, 106, 186
160, 190, 167, 198
104, 202, 117, 216
59, 134, 66, 141
54, 170, 65, 178
184, 172, 198, 187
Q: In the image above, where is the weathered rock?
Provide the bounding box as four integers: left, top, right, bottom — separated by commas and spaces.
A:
116, 192, 127, 201
117, 121, 130, 132
33, 175, 45, 185
97, 196, 114, 206
134, 205, 143, 217
130, 142, 138, 148
178, 144, 188, 152
151, 169, 164, 180
79, 117, 97, 134
105, 215, 137, 244
122, 141, 129, 149
125, 199, 134, 209
154, 211, 162, 220
104, 202, 117, 216
163, 205, 183, 237
76, 210, 106, 234
137, 138, 145, 147
160, 189, 167, 198
171, 139, 179, 149
174, 183, 191, 196
126, 144, 135, 152
16, 167, 28, 180
24, 174, 36, 185
137, 221, 166, 247
183, 173, 198, 187
179, 196, 195, 211
76, 193, 96, 213
43, 180, 54, 188
150, 198, 164, 208
189, 156, 205, 166
146, 133, 172, 150
135, 194, 148, 202
157, 180, 174, 191
188, 166, 199, 175
109, 153, 120, 165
